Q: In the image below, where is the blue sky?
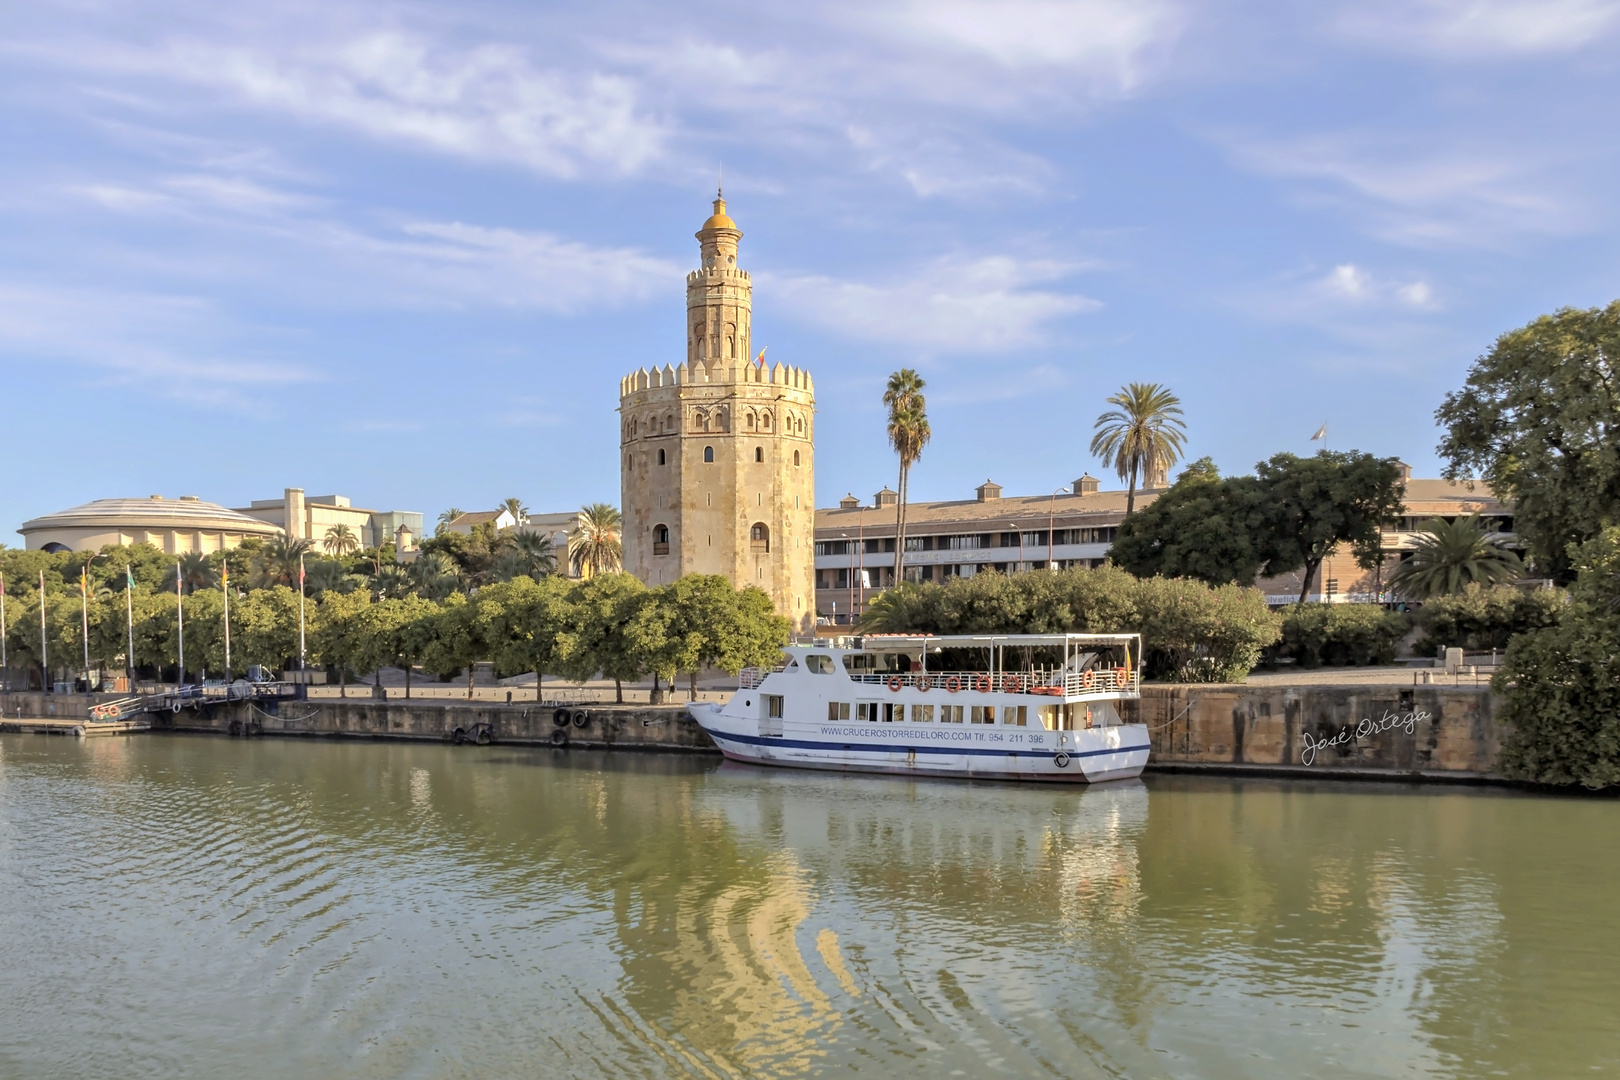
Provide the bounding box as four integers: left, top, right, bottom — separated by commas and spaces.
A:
2, 0, 1618, 538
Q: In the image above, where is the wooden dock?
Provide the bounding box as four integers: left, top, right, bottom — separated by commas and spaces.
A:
0, 717, 153, 738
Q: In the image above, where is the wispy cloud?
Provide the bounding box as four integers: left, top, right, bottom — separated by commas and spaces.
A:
1215, 129, 1583, 247
768, 255, 1098, 351
1334, 0, 1620, 56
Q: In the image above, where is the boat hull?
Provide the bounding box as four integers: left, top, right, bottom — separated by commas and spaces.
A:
692, 704, 1149, 783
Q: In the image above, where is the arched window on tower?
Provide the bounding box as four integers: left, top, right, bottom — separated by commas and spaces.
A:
704, 446, 715, 463
761, 411, 773, 430
750, 522, 770, 553
747, 412, 756, 430
794, 449, 801, 466
755, 446, 764, 463
653, 524, 670, 555
658, 448, 666, 465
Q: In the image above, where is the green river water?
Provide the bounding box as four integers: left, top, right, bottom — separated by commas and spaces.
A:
0, 734, 1615, 1079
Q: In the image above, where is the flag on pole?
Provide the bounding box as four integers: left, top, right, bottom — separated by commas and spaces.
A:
127, 567, 135, 589
80, 569, 87, 597
755, 346, 767, 367
1310, 424, 1328, 441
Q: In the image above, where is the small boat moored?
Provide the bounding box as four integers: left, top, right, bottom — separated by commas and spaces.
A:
689, 633, 1150, 782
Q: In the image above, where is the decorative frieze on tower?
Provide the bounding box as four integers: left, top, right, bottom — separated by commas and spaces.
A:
619, 194, 816, 631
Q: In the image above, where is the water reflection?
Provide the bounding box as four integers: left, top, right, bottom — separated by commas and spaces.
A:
0, 738, 1617, 1079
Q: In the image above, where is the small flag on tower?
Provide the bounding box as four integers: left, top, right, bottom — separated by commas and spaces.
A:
755, 346, 767, 367
1310, 423, 1328, 442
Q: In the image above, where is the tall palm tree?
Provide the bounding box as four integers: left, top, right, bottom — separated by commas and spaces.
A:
323, 523, 360, 558
1090, 382, 1188, 515
436, 507, 465, 537
410, 551, 462, 601
511, 530, 555, 578
569, 503, 623, 579
252, 534, 315, 589
500, 497, 529, 525
304, 558, 355, 597
370, 563, 414, 600
168, 552, 213, 595
883, 369, 931, 584
1387, 515, 1523, 599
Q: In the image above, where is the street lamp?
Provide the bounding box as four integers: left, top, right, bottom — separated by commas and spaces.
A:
840, 532, 853, 625
80, 552, 109, 689
1010, 523, 1024, 574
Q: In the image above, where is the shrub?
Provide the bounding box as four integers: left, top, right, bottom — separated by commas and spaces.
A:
1273, 604, 1411, 667
1496, 529, 1620, 788
1413, 583, 1566, 656
861, 567, 1281, 682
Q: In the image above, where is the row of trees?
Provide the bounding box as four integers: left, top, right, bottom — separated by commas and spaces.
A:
0, 566, 788, 700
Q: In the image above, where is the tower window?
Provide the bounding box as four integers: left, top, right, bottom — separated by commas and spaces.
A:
755, 446, 764, 463
704, 446, 714, 463
653, 524, 670, 555
658, 448, 666, 465
793, 449, 800, 466
750, 522, 770, 553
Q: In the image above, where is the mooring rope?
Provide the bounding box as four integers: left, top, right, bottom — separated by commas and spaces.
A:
249, 702, 320, 723
1141, 698, 1198, 732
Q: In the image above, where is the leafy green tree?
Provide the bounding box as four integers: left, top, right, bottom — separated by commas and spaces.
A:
355, 595, 439, 697
1496, 526, 1620, 787
1090, 382, 1187, 514
1386, 514, 1523, 599
168, 552, 213, 595
410, 551, 463, 601
1132, 576, 1282, 682
482, 575, 573, 691
233, 586, 302, 672
1251, 450, 1406, 605
1273, 604, 1411, 667
419, 592, 486, 698
1109, 458, 1263, 585
1437, 301, 1620, 581
311, 589, 371, 696
178, 590, 227, 681
1413, 582, 1566, 655
555, 573, 645, 702
323, 523, 360, 558
369, 562, 414, 600
883, 369, 930, 583
568, 504, 623, 578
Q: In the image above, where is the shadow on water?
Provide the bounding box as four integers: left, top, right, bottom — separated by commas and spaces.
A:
0, 735, 1616, 1079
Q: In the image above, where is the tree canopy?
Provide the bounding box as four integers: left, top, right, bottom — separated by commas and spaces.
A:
1251, 450, 1406, 604
1109, 458, 1263, 586
1437, 301, 1620, 581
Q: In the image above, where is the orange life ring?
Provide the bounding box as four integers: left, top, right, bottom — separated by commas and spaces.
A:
945, 675, 961, 694
917, 676, 931, 692
1081, 670, 1095, 689
1007, 676, 1023, 693
973, 675, 991, 693
1115, 666, 1130, 686
887, 676, 903, 692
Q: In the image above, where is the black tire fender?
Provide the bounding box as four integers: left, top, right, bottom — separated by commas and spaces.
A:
549, 728, 568, 747
228, 719, 242, 736
553, 708, 571, 727
451, 727, 467, 745
474, 726, 492, 746
571, 710, 589, 728
1054, 751, 1071, 769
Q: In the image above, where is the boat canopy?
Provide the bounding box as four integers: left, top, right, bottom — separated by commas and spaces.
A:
851, 633, 1140, 652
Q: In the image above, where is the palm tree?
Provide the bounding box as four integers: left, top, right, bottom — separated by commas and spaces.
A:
1090, 382, 1187, 515
168, 552, 213, 595
410, 551, 462, 601
569, 503, 622, 578
500, 497, 529, 526
252, 534, 315, 589
370, 563, 414, 600
323, 523, 360, 558
304, 558, 355, 597
509, 530, 555, 579
1387, 515, 1523, 599
436, 508, 464, 537
883, 369, 931, 585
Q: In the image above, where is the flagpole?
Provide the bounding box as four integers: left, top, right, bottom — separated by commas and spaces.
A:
1, 573, 8, 694
176, 561, 185, 687
39, 569, 49, 692
298, 554, 307, 680
80, 567, 90, 689
125, 565, 135, 690
222, 559, 231, 683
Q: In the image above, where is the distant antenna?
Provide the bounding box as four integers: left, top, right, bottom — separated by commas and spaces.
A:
718, 160, 723, 198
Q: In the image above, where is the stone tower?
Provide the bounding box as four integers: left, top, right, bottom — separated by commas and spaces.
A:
619, 193, 816, 631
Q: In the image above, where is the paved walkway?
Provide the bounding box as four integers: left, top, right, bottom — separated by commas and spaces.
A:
1240, 665, 1498, 688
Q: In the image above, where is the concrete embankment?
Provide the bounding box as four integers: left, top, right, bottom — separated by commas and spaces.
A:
4, 683, 1509, 781
1135, 684, 1502, 782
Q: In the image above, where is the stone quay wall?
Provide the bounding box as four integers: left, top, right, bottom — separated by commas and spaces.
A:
1132, 684, 1502, 781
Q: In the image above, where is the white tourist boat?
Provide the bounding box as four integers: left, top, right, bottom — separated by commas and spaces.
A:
689, 633, 1151, 782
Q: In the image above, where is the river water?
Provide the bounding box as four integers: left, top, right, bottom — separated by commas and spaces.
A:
0, 735, 1615, 1079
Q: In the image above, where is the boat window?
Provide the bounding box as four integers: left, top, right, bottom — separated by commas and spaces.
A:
858, 702, 880, 722
804, 654, 836, 674
765, 695, 784, 718
827, 702, 850, 721
971, 705, 996, 724
1004, 705, 1027, 727
1036, 705, 1059, 730
910, 704, 934, 724
940, 705, 964, 723
883, 703, 901, 723
844, 653, 877, 672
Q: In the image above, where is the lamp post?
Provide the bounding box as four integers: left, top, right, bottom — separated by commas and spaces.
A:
124, 565, 135, 690
175, 561, 185, 687
1011, 523, 1024, 574
1048, 486, 1069, 570
80, 552, 108, 689
841, 533, 853, 626
856, 509, 866, 619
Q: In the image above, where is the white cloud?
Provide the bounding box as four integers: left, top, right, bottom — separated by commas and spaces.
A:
1215, 130, 1581, 247
1335, 0, 1620, 56
1316, 264, 1438, 309
768, 255, 1098, 351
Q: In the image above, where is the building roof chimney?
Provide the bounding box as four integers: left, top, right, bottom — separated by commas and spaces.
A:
875, 487, 899, 508
976, 479, 1002, 502
1394, 459, 1413, 481
839, 493, 861, 510
1075, 474, 1100, 495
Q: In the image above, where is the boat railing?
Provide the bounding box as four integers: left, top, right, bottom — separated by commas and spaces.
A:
738, 663, 788, 690
845, 669, 1139, 696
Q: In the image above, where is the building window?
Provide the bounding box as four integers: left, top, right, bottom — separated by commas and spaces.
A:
704, 446, 714, 463
750, 522, 770, 553
657, 448, 666, 465
653, 524, 669, 555
755, 446, 764, 463
793, 449, 800, 466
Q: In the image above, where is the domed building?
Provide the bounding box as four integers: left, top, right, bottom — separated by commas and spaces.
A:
17, 495, 284, 554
